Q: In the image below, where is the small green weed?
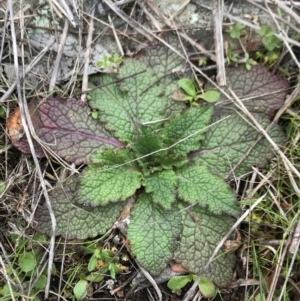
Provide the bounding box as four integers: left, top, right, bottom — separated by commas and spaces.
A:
226, 22, 246, 39
69, 243, 127, 300
172, 78, 220, 105
167, 274, 216, 298
96, 53, 123, 73
256, 25, 282, 51
0, 233, 51, 301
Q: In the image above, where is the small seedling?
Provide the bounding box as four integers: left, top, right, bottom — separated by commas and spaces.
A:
226, 45, 239, 63
96, 53, 123, 73
255, 50, 279, 67
226, 22, 246, 39
91, 110, 98, 119
84, 245, 127, 279
167, 274, 216, 298
0, 233, 50, 301
73, 277, 88, 301
172, 78, 220, 105
198, 57, 208, 66
244, 53, 257, 70
256, 25, 281, 51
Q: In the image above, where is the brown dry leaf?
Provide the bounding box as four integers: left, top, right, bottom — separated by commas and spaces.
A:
6, 107, 24, 142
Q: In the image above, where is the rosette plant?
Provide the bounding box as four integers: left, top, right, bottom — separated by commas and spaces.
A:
8, 37, 287, 287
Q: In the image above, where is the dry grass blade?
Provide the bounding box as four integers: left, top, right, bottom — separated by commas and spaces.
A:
213, 0, 226, 86
47, 0, 77, 27
223, 11, 300, 47
80, 0, 96, 101
145, 0, 217, 61
137, 265, 162, 301
263, 1, 300, 69
289, 219, 300, 254
268, 0, 300, 24
102, 0, 154, 42
229, 88, 300, 183
7, 0, 56, 299
0, 40, 55, 103
49, 20, 69, 92
246, 0, 300, 35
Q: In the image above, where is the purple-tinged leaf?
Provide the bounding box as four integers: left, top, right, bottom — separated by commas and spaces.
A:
214, 65, 289, 117
174, 204, 236, 287
190, 113, 285, 179
33, 176, 122, 239
6, 96, 124, 164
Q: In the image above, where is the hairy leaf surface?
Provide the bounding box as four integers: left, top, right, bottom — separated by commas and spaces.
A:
214, 65, 288, 117
6, 96, 124, 164
77, 149, 141, 206
174, 205, 236, 287
144, 170, 176, 209
127, 193, 181, 276
190, 113, 285, 178
34, 177, 121, 239
176, 166, 239, 216
132, 126, 163, 158
162, 107, 213, 156
139, 34, 187, 115
88, 60, 171, 143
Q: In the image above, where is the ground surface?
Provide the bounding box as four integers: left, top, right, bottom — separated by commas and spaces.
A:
1, 1, 300, 301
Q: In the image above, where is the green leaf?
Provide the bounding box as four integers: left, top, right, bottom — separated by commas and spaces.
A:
174, 205, 236, 287
1, 284, 20, 298
227, 46, 238, 62
127, 193, 181, 276
138, 33, 188, 116
195, 90, 220, 103
0, 106, 5, 117
198, 277, 216, 298
73, 280, 88, 300
89, 59, 170, 142
35, 275, 47, 290
159, 154, 188, 170
144, 170, 176, 209
162, 106, 213, 156
88, 255, 98, 272
0, 181, 5, 194
8, 97, 124, 165
176, 166, 239, 216
85, 273, 104, 282
167, 274, 193, 292
34, 176, 122, 239
262, 36, 281, 51
178, 78, 197, 97
212, 65, 288, 117
226, 22, 246, 39
108, 264, 116, 279
91, 110, 98, 119
18, 252, 36, 273
171, 89, 194, 102
256, 25, 272, 37
132, 126, 163, 157
77, 149, 141, 206
190, 113, 286, 179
